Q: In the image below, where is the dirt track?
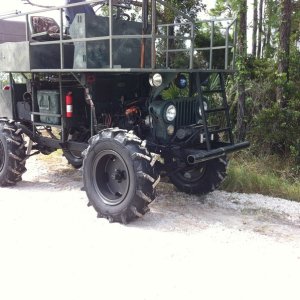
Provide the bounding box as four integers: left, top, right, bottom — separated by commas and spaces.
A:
0, 154, 299, 300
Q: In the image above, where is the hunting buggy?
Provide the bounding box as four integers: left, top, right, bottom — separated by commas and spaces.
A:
0, 0, 249, 223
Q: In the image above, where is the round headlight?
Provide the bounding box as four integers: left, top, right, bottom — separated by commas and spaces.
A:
149, 73, 163, 87
199, 101, 208, 116
165, 104, 176, 122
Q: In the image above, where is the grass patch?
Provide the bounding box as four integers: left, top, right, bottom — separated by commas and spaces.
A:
38, 149, 63, 162
221, 151, 300, 202
36, 148, 300, 201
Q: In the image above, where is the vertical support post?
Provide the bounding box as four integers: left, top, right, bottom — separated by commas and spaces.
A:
189, 23, 194, 69
31, 73, 36, 136
25, 14, 31, 69
233, 20, 237, 69
188, 73, 193, 97
59, 73, 65, 142
225, 27, 229, 69
9, 73, 16, 120
196, 73, 211, 150
151, 0, 157, 69
209, 21, 214, 69
25, 14, 30, 41
109, 0, 113, 69
59, 8, 64, 70
166, 25, 169, 68
140, 0, 149, 68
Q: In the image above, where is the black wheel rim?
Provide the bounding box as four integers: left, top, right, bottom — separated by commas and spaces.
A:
176, 163, 207, 183
92, 150, 130, 206
0, 139, 5, 173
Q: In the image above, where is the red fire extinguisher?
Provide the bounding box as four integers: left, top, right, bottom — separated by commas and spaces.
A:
66, 91, 73, 118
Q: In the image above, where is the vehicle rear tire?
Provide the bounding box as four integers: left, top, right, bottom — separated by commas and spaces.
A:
63, 127, 90, 169
63, 149, 83, 169
169, 156, 227, 195
83, 128, 160, 224
0, 119, 27, 186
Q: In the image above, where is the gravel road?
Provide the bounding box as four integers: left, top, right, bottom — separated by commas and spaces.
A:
0, 154, 299, 300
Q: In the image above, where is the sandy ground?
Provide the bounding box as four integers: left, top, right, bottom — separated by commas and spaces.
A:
0, 154, 299, 300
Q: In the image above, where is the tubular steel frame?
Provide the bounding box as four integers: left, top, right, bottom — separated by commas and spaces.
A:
0, 0, 237, 74
0, 1, 244, 153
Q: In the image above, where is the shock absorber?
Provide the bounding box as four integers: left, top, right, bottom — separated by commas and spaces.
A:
84, 87, 97, 135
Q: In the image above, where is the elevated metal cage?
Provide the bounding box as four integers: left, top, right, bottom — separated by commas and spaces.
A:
0, 0, 237, 73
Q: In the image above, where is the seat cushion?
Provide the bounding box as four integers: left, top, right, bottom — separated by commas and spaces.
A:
31, 16, 60, 34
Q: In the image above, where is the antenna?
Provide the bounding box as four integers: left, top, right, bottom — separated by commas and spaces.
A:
19, 0, 143, 10
0, 10, 21, 17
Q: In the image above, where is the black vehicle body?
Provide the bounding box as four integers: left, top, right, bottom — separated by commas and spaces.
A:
0, 0, 249, 223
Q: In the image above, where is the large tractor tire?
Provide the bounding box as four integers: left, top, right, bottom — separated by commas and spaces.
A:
169, 156, 227, 195
83, 129, 160, 224
0, 119, 27, 186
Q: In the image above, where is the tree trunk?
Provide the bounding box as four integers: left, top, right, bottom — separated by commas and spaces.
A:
257, 0, 264, 58
236, 0, 247, 142
264, 12, 271, 58
263, 0, 273, 58
276, 0, 292, 107
252, 0, 258, 56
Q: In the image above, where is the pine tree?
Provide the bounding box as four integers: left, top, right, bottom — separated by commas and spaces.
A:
276, 0, 292, 107
252, 0, 258, 56
236, 0, 248, 141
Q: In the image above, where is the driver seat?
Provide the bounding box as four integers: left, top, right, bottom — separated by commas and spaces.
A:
30, 16, 70, 42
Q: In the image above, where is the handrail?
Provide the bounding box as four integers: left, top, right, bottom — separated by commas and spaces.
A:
0, 1, 237, 72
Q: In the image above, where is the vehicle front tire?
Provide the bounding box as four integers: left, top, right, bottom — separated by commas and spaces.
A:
169, 156, 228, 195
0, 119, 27, 186
83, 129, 160, 224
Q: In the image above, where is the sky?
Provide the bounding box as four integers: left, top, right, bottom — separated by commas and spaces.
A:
0, 0, 216, 17
0, 1, 254, 45
0, 0, 65, 16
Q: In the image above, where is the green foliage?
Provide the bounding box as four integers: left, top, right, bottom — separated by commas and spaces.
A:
250, 101, 300, 159
289, 38, 300, 83
0, 73, 9, 88
222, 153, 300, 201
207, 0, 300, 198
209, 0, 234, 17
194, 23, 233, 69
225, 54, 300, 170
167, 0, 205, 20
161, 83, 189, 100
227, 57, 275, 124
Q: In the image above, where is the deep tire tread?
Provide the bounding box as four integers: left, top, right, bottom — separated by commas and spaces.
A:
137, 171, 155, 183
169, 156, 228, 195
83, 128, 160, 224
0, 120, 27, 186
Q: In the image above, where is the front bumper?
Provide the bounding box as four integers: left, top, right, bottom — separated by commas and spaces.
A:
186, 141, 250, 164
